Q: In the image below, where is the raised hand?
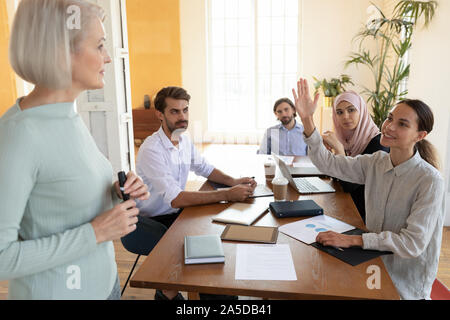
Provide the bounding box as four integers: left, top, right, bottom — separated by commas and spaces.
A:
292, 78, 320, 120
292, 78, 319, 137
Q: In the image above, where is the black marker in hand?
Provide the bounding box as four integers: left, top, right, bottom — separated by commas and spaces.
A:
118, 171, 130, 201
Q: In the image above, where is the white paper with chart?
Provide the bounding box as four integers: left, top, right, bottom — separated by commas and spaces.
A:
279, 215, 355, 244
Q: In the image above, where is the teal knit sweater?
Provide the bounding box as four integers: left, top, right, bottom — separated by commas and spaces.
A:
0, 100, 118, 299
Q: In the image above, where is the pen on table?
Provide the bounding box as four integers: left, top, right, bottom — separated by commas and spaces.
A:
332, 246, 344, 252
118, 171, 130, 201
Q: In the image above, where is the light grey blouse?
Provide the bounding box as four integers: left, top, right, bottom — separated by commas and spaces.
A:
304, 129, 445, 300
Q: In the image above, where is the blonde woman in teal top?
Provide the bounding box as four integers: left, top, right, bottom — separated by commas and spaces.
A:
0, 0, 149, 299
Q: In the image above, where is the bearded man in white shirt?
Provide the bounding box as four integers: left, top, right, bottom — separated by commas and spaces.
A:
132, 86, 256, 300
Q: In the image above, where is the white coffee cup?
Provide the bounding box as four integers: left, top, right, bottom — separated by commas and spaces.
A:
264, 160, 276, 176
272, 176, 288, 202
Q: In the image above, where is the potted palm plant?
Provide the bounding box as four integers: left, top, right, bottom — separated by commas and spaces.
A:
345, 0, 438, 128
313, 74, 354, 108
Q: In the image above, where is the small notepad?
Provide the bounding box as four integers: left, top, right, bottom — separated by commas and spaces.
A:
212, 198, 271, 225
184, 235, 225, 265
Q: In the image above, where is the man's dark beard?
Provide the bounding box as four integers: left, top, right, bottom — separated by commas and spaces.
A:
281, 116, 294, 126
167, 120, 189, 133
166, 120, 189, 143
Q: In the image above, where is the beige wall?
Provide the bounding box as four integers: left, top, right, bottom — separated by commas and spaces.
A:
406, 0, 450, 225
179, 0, 208, 142
300, 0, 383, 131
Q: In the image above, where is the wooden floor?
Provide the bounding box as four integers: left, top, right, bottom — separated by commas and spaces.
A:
440, 227, 450, 289
1, 143, 449, 299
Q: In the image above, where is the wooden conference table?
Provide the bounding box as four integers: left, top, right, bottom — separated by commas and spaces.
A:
130, 155, 400, 300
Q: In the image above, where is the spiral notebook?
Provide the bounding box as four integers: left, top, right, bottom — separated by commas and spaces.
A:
212, 198, 271, 226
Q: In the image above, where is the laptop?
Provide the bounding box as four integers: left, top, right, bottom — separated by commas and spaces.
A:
272, 154, 335, 194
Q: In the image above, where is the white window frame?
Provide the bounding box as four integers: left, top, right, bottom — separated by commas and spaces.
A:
205, 0, 301, 143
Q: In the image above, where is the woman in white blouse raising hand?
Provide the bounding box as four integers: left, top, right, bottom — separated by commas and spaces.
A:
292, 78, 445, 300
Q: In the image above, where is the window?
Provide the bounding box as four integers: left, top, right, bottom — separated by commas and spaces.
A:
207, 0, 299, 135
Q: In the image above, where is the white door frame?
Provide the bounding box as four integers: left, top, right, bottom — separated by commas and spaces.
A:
77, 0, 135, 175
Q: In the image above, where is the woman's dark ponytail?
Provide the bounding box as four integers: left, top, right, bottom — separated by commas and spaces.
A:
399, 99, 440, 170
415, 139, 440, 170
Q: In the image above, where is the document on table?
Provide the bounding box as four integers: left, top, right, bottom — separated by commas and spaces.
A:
278, 156, 294, 165
293, 162, 317, 168
279, 215, 355, 244
235, 244, 297, 281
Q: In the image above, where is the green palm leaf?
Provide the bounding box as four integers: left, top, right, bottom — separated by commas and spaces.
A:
345, 0, 438, 127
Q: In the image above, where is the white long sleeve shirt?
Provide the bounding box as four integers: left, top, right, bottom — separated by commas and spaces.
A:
136, 127, 215, 217
304, 129, 445, 300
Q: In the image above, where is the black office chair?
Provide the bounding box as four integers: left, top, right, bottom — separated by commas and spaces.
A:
120, 216, 168, 296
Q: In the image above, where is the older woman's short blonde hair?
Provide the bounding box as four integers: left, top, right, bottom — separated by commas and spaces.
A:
9, 0, 105, 89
